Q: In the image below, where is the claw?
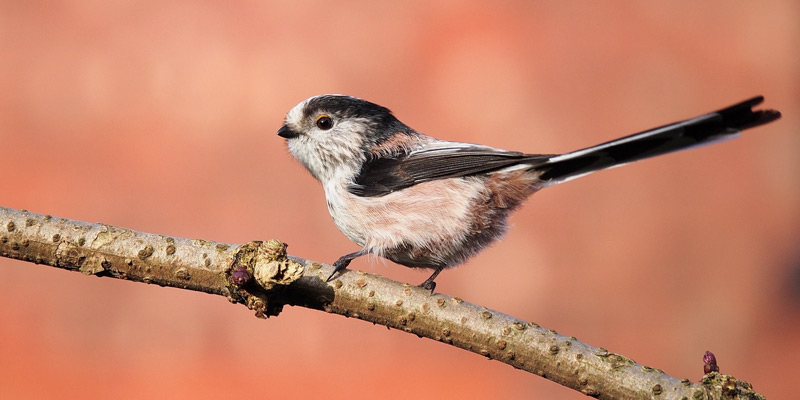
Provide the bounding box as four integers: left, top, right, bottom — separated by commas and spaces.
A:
418, 280, 436, 294
326, 250, 366, 282
326, 258, 351, 282
418, 267, 443, 294
325, 271, 338, 282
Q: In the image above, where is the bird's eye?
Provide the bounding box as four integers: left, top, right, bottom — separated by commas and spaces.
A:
316, 115, 333, 130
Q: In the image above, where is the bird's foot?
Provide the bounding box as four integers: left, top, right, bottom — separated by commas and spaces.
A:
326, 250, 366, 282
326, 258, 351, 282
418, 279, 436, 294
418, 267, 443, 294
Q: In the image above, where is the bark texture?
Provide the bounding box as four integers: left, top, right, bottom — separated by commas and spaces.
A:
0, 206, 764, 400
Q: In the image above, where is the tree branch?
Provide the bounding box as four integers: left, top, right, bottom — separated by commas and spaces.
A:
0, 206, 763, 399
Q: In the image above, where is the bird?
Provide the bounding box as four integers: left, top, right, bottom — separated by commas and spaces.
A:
277, 94, 780, 291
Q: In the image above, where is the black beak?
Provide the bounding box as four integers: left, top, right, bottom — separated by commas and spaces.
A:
277, 125, 299, 139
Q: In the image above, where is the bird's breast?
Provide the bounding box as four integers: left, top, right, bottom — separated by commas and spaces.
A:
323, 178, 485, 252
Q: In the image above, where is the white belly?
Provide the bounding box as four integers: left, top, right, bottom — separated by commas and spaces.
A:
323, 178, 484, 257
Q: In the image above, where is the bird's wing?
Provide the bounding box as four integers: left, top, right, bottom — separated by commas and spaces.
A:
348, 143, 549, 197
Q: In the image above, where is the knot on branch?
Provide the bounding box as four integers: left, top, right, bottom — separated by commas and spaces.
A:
701, 372, 761, 400
227, 240, 304, 318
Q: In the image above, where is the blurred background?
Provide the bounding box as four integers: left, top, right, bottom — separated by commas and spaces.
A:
1, 1, 798, 398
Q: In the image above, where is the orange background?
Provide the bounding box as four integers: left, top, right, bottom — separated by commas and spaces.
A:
1, 2, 798, 399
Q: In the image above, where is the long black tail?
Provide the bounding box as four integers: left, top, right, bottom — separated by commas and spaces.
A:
537, 96, 781, 185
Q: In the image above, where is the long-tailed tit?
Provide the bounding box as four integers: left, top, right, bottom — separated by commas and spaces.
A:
278, 95, 780, 291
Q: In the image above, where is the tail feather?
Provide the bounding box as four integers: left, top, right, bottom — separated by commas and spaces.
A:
537, 96, 781, 185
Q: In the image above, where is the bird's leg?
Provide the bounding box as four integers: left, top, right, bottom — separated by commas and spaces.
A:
418, 267, 444, 293
326, 250, 367, 282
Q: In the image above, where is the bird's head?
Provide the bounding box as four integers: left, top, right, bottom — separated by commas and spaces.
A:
278, 94, 410, 182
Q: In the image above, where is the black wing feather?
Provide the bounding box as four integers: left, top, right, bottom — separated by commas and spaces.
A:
349, 147, 549, 197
